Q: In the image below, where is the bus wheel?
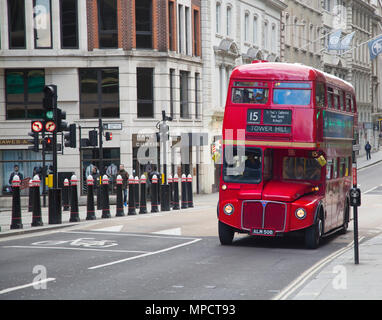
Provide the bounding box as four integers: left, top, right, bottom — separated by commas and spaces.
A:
305, 217, 323, 249
218, 221, 234, 245
339, 201, 350, 235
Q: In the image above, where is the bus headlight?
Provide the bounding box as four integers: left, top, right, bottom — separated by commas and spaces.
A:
223, 204, 235, 215
295, 208, 307, 220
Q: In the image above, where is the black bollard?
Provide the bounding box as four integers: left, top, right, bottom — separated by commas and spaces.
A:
31, 175, 43, 226
128, 175, 136, 215
187, 174, 194, 208
168, 175, 173, 208
172, 174, 180, 210
10, 175, 23, 229
101, 175, 111, 218
151, 174, 159, 213
181, 174, 188, 209
86, 175, 96, 220
62, 178, 70, 211
139, 175, 148, 214
115, 174, 125, 217
69, 175, 80, 222
28, 179, 33, 212
96, 176, 102, 210
134, 176, 140, 210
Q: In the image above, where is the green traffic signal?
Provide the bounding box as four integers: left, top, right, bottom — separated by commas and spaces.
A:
45, 110, 54, 120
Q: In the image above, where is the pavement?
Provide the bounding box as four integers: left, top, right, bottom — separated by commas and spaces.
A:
1, 150, 382, 300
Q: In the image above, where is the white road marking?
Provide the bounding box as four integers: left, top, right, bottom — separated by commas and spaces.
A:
93, 225, 124, 232
363, 184, 382, 194
63, 230, 197, 240
152, 228, 182, 235
273, 236, 365, 300
0, 278, 56, 295
88, 238, 202, 270
2, 245, 148, 254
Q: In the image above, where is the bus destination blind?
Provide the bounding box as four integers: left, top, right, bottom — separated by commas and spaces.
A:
247, 109, 291, 134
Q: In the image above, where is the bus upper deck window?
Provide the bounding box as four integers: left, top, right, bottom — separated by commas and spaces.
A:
315, 82, 325, 107
231, 87, 269, 104
273, 82, 311, 106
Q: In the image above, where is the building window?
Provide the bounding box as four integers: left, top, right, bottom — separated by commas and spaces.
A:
195, 72, 200, 119
33, 0, 52, 49
253, 16, 258, 44
216, 3, 221, 34
193, 9, 200, 56
98, 0, 118, 48
5, 69, 45, 120
79, 68, 119, 119
136, 0, 152, 49
8, 0, 26, 49
244, 12, 249, 42
226, 6, 231, 37
170, 69, 175, 119
60, 0, 79, 49
169, 1, 175, 51
1, 150, 52, 196
185, 7, 190, 55
178, 5, 183, 53
180, 71, 190, 119
264, 22, 268, 49
81, 148, 120, 195
137, 68, 154, 118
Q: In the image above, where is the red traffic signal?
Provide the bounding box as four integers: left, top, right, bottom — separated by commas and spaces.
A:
44, 137, 53, 151
105, 132, 112, 141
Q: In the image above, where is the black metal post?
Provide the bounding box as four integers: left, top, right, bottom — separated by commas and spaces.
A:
187, 174, 194, 208
181, 174, 188, 209
101, 174, 111, 218
69, 175, 80, 222
10, 175, 23, 229
62, 178, 70, 211
128, 175, 136, 215
352, 139, 359, 265
139, 175, 147, 214
116, 175, 125, 217
31, 176, 43, 227
86, 175, 96, 220
134, 176, 140, 210
172, 174, 180, 210
151, 174, 159, 213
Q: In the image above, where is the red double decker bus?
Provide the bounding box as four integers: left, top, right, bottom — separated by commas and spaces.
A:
218, 61, 357, 249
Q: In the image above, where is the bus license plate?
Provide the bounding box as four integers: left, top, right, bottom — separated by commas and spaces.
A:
251, 229, 275, 236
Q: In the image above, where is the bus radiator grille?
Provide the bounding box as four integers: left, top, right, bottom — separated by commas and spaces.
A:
242, 201, 286, 232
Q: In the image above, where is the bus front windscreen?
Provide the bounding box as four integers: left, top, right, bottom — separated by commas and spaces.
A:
223, 146, 262, 184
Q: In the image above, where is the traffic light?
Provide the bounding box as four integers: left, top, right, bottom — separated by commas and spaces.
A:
28, 132, 39, 152
105, 132, 112, 141
43, 85, 57, 110
44, 137, 53, 152
56, 108, 68, 132
64, 123, 76, 148
89, 130, 98, 146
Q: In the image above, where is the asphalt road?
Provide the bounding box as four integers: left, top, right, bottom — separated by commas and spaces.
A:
1, 163, 382, 300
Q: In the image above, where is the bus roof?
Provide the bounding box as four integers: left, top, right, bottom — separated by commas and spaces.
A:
231, 62, 355, 93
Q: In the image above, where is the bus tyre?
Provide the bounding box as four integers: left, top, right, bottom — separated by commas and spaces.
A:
305, 218, 323, 249
218, 221, 234, 245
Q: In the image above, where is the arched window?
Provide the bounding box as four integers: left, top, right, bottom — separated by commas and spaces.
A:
226, 5, 232, 36
216, 2, 221, 34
